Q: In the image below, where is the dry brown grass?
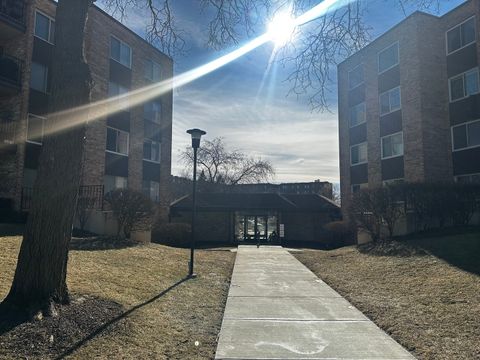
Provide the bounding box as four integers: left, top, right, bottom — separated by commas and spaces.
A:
294, 234, 480, 360
0, 236, 235, 359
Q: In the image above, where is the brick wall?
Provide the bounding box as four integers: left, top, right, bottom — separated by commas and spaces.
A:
337, 3, 479, 217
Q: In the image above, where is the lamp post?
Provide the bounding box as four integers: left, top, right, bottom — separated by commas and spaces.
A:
186, 128, 206, 278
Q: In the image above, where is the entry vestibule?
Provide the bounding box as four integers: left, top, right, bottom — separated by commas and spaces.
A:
234, 211, 278, 242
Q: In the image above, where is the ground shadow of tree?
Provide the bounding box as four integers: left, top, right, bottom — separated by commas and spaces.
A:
0, 223, 25, 237
0, 277, 190, 358
55, 276, 190, 359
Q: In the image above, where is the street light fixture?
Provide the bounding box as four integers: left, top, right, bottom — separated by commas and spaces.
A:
186, 128, 206, 278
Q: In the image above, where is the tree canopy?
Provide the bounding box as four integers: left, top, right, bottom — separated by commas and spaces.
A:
181, 137, 275, 185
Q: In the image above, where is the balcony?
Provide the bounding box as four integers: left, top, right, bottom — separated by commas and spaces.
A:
21, 185, 105, 211
0, 116, 15, 146
0, 53, 22, 95
0, 0, 26, 38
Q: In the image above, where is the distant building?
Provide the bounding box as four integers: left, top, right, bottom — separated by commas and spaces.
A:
0, 0, 173, 232
170, 175, 333, 200
338, 0, 480, 216
231, 180, 333, 198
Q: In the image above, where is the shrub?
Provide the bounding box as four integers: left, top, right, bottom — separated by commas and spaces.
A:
75, 196, 96, 232
350, 186, 404, 242
323, 221, 355, 248
350, 182, 480, 240
152, 222, 191, 247
104, 189, 155, 239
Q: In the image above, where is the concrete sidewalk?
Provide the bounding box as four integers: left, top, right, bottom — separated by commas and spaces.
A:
215, 245, 414, 360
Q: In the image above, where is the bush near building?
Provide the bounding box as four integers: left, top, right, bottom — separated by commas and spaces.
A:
350, 183, 480, 241
104, 189, 155, 239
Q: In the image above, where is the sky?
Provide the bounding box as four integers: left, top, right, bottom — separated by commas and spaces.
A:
99, 0, 465, 184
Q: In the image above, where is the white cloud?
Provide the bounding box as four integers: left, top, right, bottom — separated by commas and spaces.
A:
172, 87, 339, 183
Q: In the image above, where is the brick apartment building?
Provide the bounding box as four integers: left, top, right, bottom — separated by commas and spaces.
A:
0, 0, 173, 232
338, 0, 480, 215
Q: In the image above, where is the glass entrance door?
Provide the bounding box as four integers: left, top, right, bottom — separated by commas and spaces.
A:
246, 216, 256, 241
235, 213, 278, 242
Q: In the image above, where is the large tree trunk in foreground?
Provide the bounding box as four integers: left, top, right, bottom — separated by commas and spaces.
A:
2, 0, 93, 316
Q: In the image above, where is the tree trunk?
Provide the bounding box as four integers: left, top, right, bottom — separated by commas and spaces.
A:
2, 0, 93, 316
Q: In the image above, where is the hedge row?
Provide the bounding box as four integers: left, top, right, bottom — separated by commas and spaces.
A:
350, 183, 480, 242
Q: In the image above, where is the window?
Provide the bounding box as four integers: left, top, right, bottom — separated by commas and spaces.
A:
349, 102, 366, 127
26, 114, 45, 145
378, 43, 399, 73
145, 60, 162, 82
351, 183, 368, 193
144, 100, 162, 123
383, 178, 404, 186
142, 180, 160, 202
110, 36, 132, 68
30, 62, 48, 92
455, 173, 480, 184
108, 81, 129, 97
348, 64, 363, 89
143, 139, 161, 163
106, 127, 129, 155
104, 175, 128, 194
447, 17, 476, 54
34, 11, 55, 43
379, 87, 401, 115
449, 68, 479, 102
108, 81, 130, 108
350, 142, 367, 165
381, 132, 404, 159
452, 119, 480, 151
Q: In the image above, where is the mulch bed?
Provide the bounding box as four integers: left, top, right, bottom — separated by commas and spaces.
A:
357, 240, 427, 257
69, 236, 138, 251
0, 295, 125, 359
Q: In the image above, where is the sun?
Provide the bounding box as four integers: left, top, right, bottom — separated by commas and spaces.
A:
267, 12, 297, 47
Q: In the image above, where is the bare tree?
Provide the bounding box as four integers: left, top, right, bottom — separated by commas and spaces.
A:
200, 0, 443, 110
181, 137, 274, 185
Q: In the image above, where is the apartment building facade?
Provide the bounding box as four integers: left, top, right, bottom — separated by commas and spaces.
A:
0, 0, 173, 230
338, 0, 480, 214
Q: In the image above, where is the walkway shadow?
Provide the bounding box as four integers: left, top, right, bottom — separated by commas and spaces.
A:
55, 276, 190, 359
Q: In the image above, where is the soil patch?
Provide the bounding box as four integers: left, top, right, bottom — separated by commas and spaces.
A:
0, 295, 124, 359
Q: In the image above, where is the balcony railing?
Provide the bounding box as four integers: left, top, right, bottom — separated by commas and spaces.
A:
21, 185, 105, 211
0, 54, 22, 90
0, 117, 15, 144
0, 0, 25, 27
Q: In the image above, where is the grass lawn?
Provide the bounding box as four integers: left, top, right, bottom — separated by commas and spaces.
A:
0, 235, 235, 359
294, 231, 480, 360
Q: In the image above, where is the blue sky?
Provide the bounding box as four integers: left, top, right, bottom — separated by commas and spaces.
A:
100, 0, 465, 183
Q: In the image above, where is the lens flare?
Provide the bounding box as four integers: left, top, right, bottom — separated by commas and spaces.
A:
0, 0, 352, 149
267, 12, 296, 46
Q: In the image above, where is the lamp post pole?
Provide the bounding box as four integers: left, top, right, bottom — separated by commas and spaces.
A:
186, 128, 206, 278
